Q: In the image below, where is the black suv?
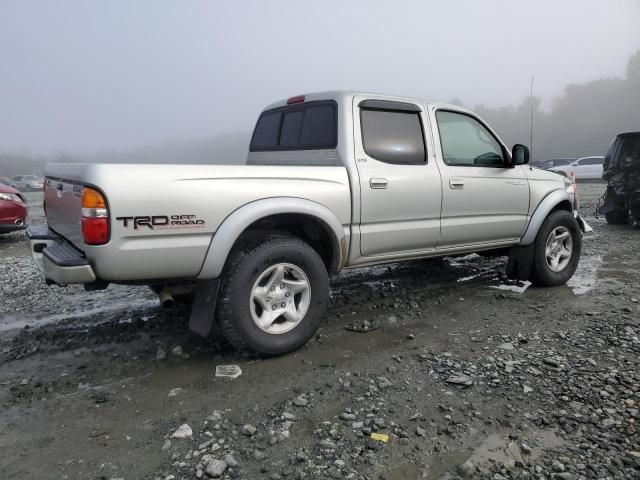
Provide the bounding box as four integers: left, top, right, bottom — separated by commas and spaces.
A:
599, 132, 640, 226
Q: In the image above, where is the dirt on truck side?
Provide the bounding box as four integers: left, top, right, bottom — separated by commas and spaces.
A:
2, 183, 640, 480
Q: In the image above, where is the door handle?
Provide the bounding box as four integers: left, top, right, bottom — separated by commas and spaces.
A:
369, 178, 388, 189
449, 179, 464, 189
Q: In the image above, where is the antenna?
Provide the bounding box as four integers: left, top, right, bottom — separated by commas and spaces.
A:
530, 75, 534, 160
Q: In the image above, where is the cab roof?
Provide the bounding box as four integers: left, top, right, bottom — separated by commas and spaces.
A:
262, 90, 472, 115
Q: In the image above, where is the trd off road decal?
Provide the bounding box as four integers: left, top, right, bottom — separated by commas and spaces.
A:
116, 214, 205, 230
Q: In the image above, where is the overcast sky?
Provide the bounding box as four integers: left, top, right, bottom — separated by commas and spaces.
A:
1, 0, 639, 154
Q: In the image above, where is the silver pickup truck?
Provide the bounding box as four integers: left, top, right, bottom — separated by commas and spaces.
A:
28, 91, 590, 355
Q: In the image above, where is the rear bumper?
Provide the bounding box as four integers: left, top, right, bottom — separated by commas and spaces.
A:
27, 225, 96, 285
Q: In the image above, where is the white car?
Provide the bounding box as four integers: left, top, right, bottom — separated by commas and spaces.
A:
11, 175, 44, 192
549, 156, 604, 181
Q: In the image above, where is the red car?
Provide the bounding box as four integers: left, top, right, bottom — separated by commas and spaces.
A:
0, 183, 28, 234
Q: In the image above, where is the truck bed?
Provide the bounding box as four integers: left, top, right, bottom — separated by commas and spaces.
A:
44, 163, 351, 281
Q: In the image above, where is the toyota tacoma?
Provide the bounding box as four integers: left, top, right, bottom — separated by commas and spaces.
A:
27, 91, 591, 355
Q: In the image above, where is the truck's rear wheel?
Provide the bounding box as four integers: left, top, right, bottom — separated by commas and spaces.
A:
217, 236, 329, 356
529, 210, 581, 286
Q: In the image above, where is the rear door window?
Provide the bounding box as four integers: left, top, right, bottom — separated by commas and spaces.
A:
360, 108, 426, 165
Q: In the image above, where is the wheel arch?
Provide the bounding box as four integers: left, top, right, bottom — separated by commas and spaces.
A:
197, 198, 348, 279
519, 189, 573, 246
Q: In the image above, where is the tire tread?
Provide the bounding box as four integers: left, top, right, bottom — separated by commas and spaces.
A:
217, 235, 327, 355
529, 210, 581, 286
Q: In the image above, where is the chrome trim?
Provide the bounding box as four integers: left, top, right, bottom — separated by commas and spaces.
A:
82, 207, 108, 218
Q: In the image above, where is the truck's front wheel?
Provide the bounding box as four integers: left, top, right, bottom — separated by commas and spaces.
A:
530, 210, 581, 286
217, 237, 329, 356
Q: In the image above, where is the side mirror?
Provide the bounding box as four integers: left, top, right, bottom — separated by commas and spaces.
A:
512, 144, 530, 166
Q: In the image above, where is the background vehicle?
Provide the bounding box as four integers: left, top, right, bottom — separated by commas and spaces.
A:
27, 91, 589, 356
11, 175, 44, 192
0, 184, 27, 234
549, 156, 604, 180
598, 131, 640, 226
532, 158, 574, 170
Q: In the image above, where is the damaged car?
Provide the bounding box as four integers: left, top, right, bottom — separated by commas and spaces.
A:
598, 131, 640, 226
0, 184, 27, 234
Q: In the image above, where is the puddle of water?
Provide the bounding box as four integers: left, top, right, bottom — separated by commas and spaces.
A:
491, 281, 532, 294
567, 255, 602, 295
0, 298, 159, 332
457, 273, 483, 283
488, 254, 602, 296
464, 429, 562, 464
425, 429, 564, 479
445, 254, 481, 267
387, 461, 421, 480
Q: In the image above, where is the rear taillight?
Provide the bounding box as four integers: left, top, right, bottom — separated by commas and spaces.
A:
81, 187, 109, 245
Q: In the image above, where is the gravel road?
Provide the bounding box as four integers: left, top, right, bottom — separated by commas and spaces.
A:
2, 182, 640, 480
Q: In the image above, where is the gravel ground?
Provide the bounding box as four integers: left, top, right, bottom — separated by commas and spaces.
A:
2, 183, 640, 480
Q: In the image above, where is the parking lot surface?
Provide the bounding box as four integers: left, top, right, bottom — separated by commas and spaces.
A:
2, 183, 640, 479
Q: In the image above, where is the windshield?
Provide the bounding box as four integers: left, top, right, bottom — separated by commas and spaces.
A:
619, 136, 640, 160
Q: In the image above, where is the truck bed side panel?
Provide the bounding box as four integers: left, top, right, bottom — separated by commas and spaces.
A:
44, 163, 351, 282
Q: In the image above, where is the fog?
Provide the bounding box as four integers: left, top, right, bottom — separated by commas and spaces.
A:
1, 0, 639, 173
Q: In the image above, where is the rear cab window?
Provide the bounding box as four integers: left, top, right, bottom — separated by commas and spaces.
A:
250, 101, 337, 152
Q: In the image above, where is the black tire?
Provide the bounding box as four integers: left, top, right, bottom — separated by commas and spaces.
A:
217, 236, 329, 356
530, 210, 581, 287
604, 209, 628, 225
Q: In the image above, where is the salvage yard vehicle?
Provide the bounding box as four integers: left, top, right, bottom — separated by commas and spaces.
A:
11, 175, 44, 192
531, 158, 575, 170
0, 183, 27, 234
598, 131, 640, 226
27, 91, 591, 355
549, 156, 604, 181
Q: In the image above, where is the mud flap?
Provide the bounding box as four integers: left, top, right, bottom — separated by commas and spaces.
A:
188, 279, 220, 337
575, 214, 593, 234
506, 244, 534, 281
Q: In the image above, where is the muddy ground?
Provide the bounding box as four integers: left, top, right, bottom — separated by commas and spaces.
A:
1, 183, 640, 480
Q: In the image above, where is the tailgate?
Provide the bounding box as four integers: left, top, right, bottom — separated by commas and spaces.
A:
44, 178, 85, 249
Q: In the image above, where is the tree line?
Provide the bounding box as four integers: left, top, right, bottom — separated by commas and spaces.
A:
475, 50, 640, 160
